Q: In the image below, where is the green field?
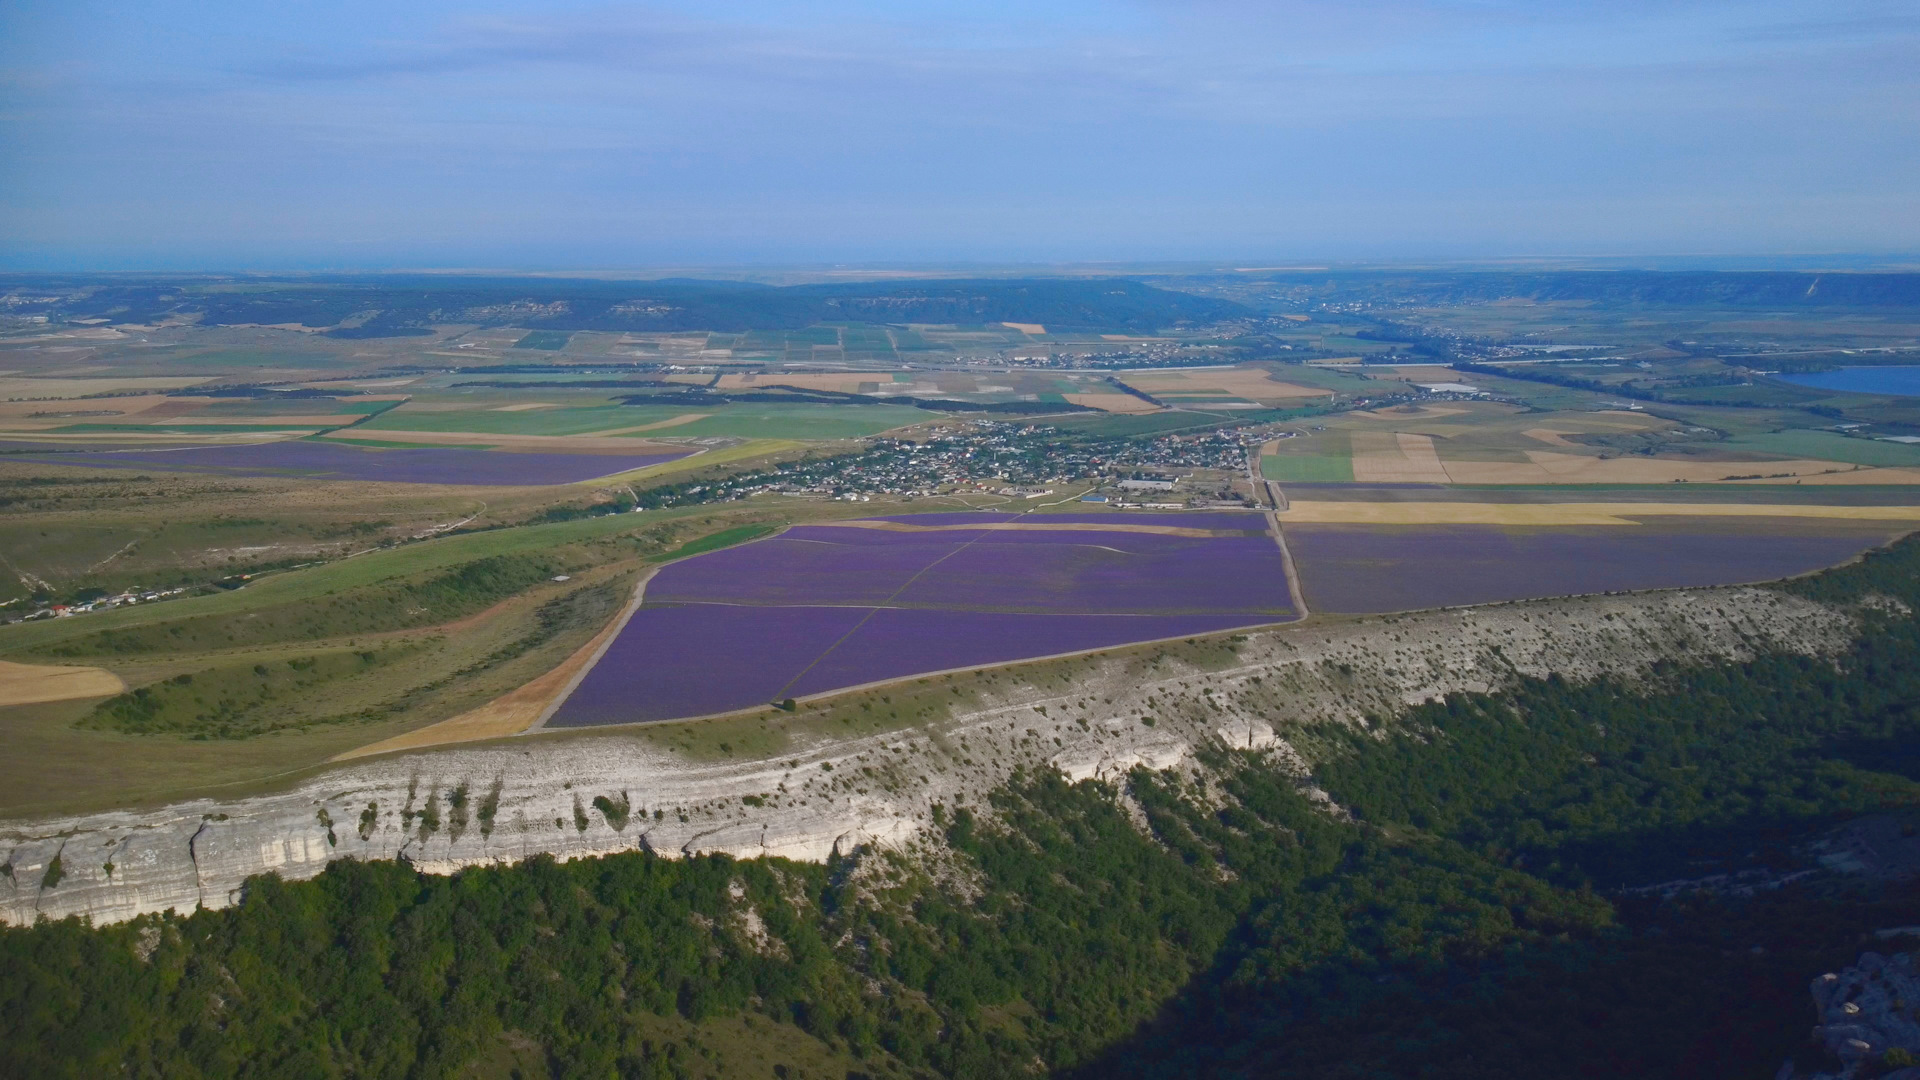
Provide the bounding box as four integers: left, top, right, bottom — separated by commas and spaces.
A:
1718, 428, 1920, 467
651, 523, 778, 562
652, 403, 934, 439
513, 330, 573, 350
360, 404, 639, 435
360, 400, 935, 439
325, 436, 499, 449
1262, 450, 1354, 482
0, 508, 716, 658
173, 349, 343, 369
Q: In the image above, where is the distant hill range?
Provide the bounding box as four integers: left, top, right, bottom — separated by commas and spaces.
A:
8, 270, 1920, 340
1209, 269, 1920, 309
0, 275, 1250, 338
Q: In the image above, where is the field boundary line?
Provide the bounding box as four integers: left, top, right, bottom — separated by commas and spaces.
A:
524, 568, 656, 735
1266, 509, 1309, 618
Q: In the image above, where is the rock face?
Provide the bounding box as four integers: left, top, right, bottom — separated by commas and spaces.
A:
1787, 950, 1920, 1080
1, 585, 1856, 927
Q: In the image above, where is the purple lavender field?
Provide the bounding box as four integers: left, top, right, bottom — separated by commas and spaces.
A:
1284, 523, 1895, 613
8, 440, 692, 485
547, 510, 1295, 726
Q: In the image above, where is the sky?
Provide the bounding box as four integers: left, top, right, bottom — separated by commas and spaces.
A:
1, 0, 1916, 269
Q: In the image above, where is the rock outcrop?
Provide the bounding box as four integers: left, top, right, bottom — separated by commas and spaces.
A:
1783, 950, 1920, 1080
2, 585, 1856, 926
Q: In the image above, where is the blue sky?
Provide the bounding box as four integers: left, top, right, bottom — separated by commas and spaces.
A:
2, 0, 1916, 268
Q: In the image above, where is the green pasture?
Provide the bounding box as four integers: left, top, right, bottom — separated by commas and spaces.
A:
1263, 431, 1354, 482
0, 507, 717, 657
1314, 335, 1398, 354
324, 437, 498, 449
607, 403, 934, 439
360, 400, 934, 440
1718, 429, 1920, 467
650, 523, 778, 562
171, 349, 343, 370
1267, 365, 1383, 394
513, 330, 573, 350
360, 404, 637, 435
53, 423, 328, 434
1262, 450, 1354, 483
890, 328, 936, 351
0, 576, 631, 816
1665, 382, 1829, 407
187, 398, 389, 417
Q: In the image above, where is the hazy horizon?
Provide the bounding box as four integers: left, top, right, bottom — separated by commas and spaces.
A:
5, 0, 1918, 269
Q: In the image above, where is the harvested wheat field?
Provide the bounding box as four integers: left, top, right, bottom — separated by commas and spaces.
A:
1349, 431, 1452, 483
0, 660, 124, 706
1522, 428, 1582, 447
1282, 500, 1920, 526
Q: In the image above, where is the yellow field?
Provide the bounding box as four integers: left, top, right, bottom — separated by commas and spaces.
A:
1282, 501, 1920, 526
1002, 322, 1046, 335
1350, 431, 1451, 483
492, 402, 562, 412
1521, 428, 1581, 447
0, 660, 124, 706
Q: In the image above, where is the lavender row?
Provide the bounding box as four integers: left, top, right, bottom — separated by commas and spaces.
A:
1283, 524, 1892, 613
546, 603, 1282, 727
650, 527, 1294, 614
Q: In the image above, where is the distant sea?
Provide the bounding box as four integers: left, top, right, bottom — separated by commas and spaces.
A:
1777, 366, 1920, 397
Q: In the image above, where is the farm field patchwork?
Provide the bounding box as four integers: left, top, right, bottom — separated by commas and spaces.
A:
546, 511, 1297, 726
1112, 365, 1334, 407
9, 439, 696, 486
1283, 520, 1909, 613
